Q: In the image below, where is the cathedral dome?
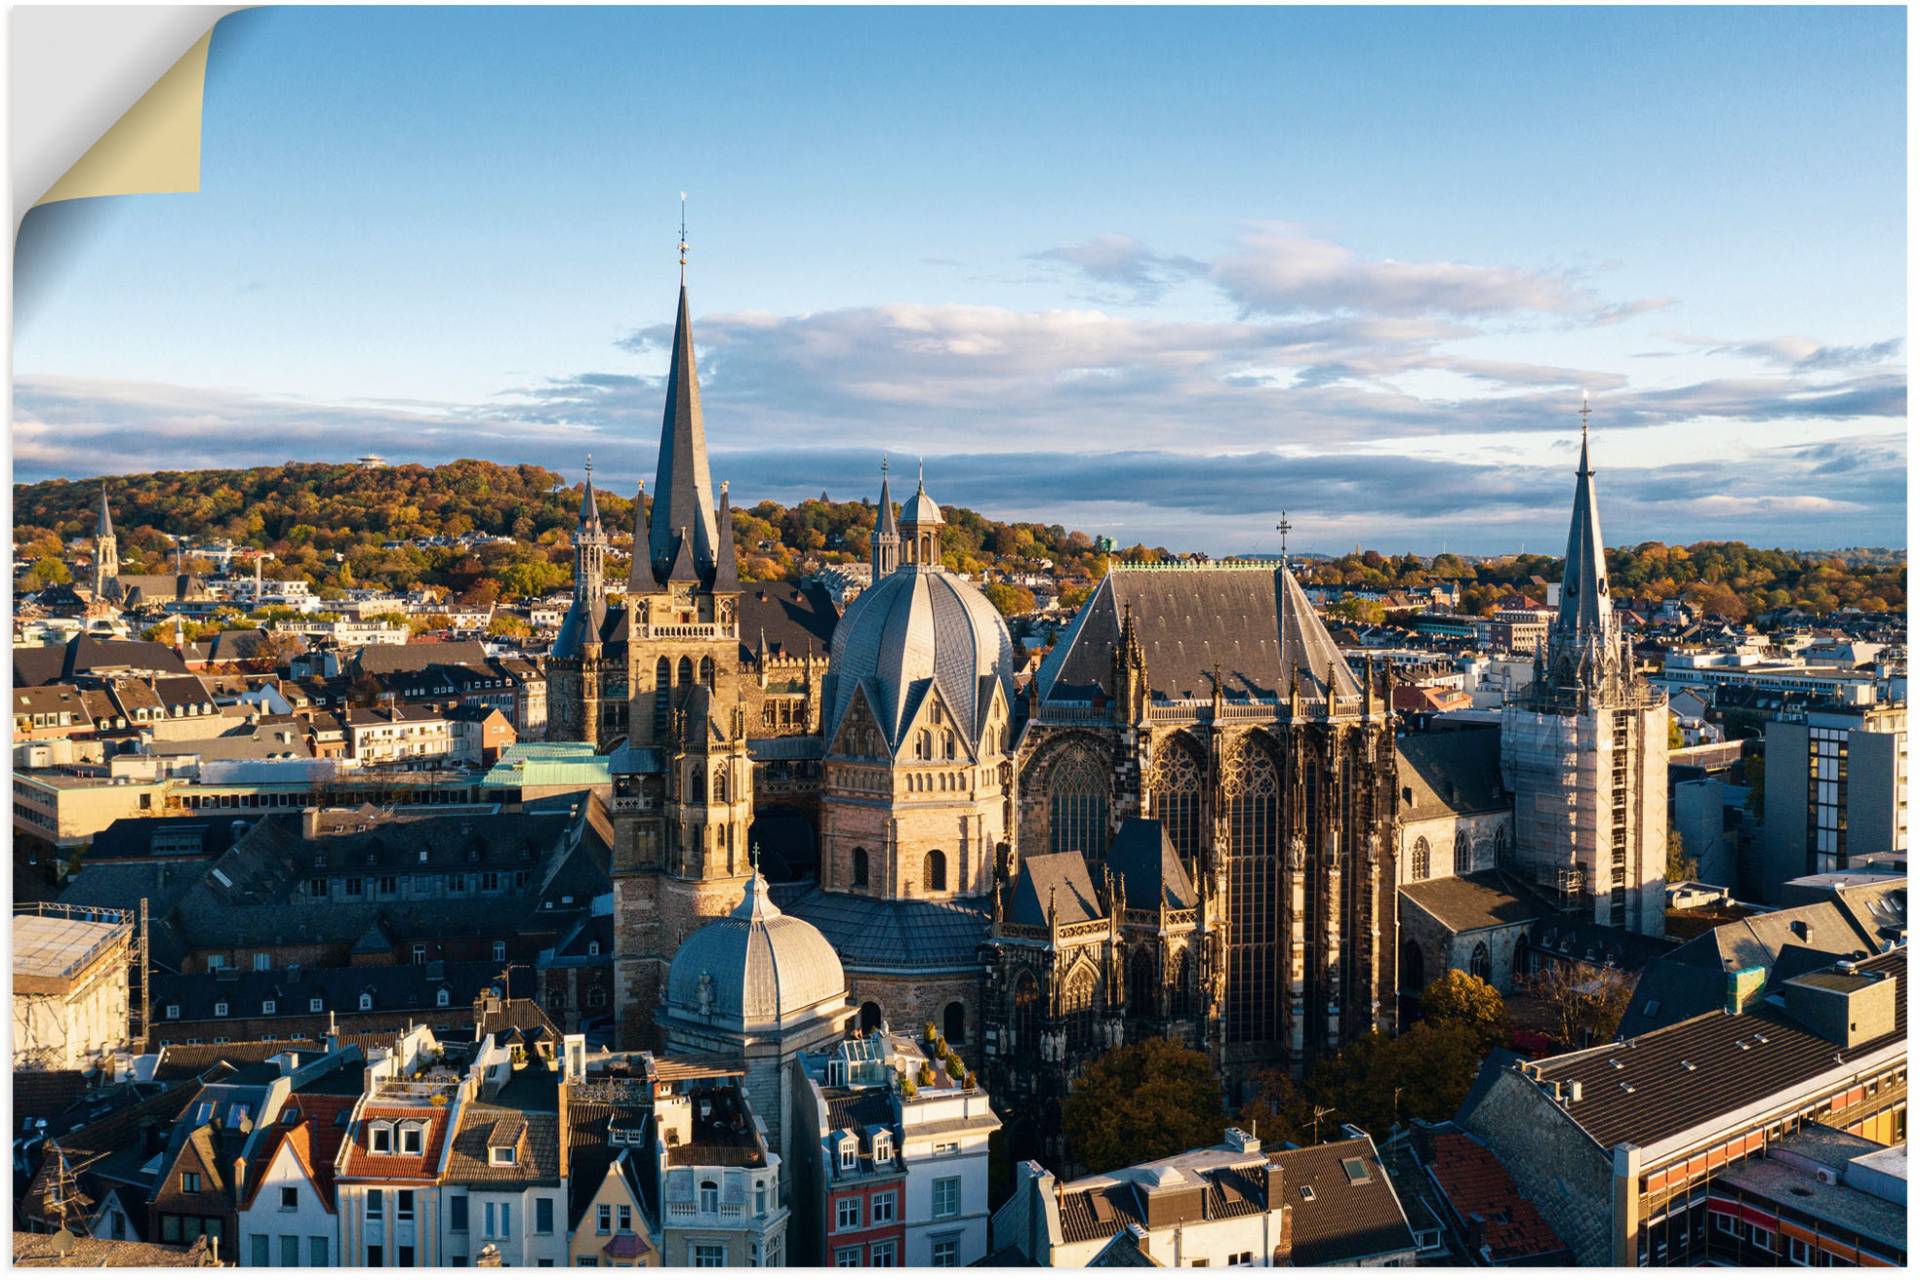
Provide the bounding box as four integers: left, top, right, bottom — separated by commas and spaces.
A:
823, 564, 1015, 757
665, 873, 847, 1030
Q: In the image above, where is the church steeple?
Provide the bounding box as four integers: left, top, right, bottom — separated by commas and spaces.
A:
1551, 394, 1613, 653
552, 457, 608, 661
93, 483, 118, 602
870, 456, 901, 580
647, 263, 720, 586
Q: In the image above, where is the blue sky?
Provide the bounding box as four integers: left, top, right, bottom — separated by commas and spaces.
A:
14, 5, 1907, 554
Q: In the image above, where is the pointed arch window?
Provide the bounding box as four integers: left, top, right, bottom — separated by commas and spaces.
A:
1048, 746, 1109, 857
1454, 837, 1473, 877
1147, 737, 1205, 862
688, 765, 705, 804
699, 656, 715, 690
712, 766, 728, 804
1469, 942, 1492, 982
1062, 964, 1099, 1052
924, 849, 948, 893
1411, 836, 1431, 881
653, 657, 672, 737
851, 847, 869, 889
1012, 972, 1039, 1049
1171, 948, 1195, 1019
1223, 738, 1282, 1046
1128, 947, 1157, 1020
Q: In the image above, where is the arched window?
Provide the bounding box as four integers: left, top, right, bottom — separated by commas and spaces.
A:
1128, 947, 1157, 1018
851, 847, 869, 888
677, 656, 694, 689
1223, 737, 1281, 1046
1147, 737, 1205, 862
1469, 943, 1491, 982
1400, 940, 1425, 995
1411, 836, 1431, 881
699, 1180, 720, 1214
712, 766, 728, 804
943, 1001, 967, 1047
653, 657, 672, 737
916, 729, 932, 760
687, 765, 705, 803
859, 1001, 883, 1033
1454, 837, 1473, 876
1013, 972, 1039, 1049
1062, 965, 1099, 1052
1170, 949, 1195, 1019
699, 656, 715, 690
924, 849, 947, 893
1048, 746, 1109, 857
1512, 932, 1532, 979
943, 732, 956, 760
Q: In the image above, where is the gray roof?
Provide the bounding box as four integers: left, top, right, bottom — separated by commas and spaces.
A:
1035, 564, 1359, 704
1712, 1130, 1905, 1248
354, 641, 490, 676
1009, 851, 1105, 927
739, 581, 838, 662
97, 484, 115, 538
14, 637, 189, 687
665, 874, 846, 1028
151, 958, 509, 1024
1281, 1137, 1418, 1266
1103, 818, 1197, 911
1551, 426, 1613, 652
1395, 729, 1507, 821
644, 284, 721, 588
778, 886, 991, 969
822, 564, 1015, 757
1399, 870, 1544, 935
900, 475, 944, 527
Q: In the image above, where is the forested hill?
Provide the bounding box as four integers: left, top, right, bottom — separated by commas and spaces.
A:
11, 460, 1905, 620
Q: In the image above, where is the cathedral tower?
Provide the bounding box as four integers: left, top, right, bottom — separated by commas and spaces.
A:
1502, 400, 1669, 934
548, 460, 612, 744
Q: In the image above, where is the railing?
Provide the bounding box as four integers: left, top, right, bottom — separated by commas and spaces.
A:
610, 796, 649, 813
640, 624, 733, 640
15, 902, 134, 979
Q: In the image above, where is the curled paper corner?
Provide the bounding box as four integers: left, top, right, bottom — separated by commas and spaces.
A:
31, 26, 216, 210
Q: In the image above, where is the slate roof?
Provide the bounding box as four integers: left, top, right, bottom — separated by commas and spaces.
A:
151, 959, 515, 1026
1395, 729, 1507, 820
740, 581, 839, 662
1055, 1162, 1272, 1244
1008, 851, 1106, 927
1426, 1131, 1568, 1263
643, 285, 723, 588
353, 641, 491, 676
1524, 950, 1905, 1151
14, 1236, 219, 1267
447, 1101, 562, 1189
19, 1074, 223, 1227
89, 817, 253, 863
115, 573, 208, 607
188, 629, 306, 665
1035, 564, 1360, 704
776, 886, 991, 970
1105, 818, 1197, 911
566, 1098, 654, 1234
1280, 1137, 1418, 1266
13, 685, 90, 721
1400, 870, 1544, 935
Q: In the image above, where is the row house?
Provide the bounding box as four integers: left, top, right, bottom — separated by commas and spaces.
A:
342, 705, 455, 766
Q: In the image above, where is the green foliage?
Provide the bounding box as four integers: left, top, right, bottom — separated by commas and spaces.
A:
1303, 1023, 1487, 1136
1330, 597, 1387, 626
487, 612, 532, 639
1419, 970, 1508, 1052
30, 556, 70, 585
981, 583, 1037, 617
1062, 1039, 1223, 1174
1666, 830, 1698, 883
1668, 715, 1686, 750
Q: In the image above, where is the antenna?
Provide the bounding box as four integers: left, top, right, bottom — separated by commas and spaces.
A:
1309, 1104, 1336, 1145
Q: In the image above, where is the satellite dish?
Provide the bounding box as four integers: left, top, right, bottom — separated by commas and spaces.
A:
50, 1228, 76, 1258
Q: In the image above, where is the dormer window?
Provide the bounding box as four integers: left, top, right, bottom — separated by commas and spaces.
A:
399, 1123, 425, 1156
359, 993, 374, 1012
872, 1132, 894, 1164
437, 988, 451, 1008
369, 1122, 394, 1154
310, 997, 324, 1013
262, 999, 276, 1015
490, 1145, 517, 1167
838, 1137, 858, 1171
214, 1002, 229, 1018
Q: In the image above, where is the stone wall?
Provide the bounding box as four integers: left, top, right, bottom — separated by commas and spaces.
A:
1459, 1066, 1616, 1265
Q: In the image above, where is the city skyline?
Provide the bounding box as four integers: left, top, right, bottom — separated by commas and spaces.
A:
13, 5, 1908, 554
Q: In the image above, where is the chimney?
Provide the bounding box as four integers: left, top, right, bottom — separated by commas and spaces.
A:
1567, 1080, 1584, 1103
1271, 1168, 1293, 1266
1225, 1126, 1261, 1154
301, 808, 321, 840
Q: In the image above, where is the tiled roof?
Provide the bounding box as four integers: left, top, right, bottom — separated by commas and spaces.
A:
1280, 1137, 1418, 1266
1395, 729, 1507, 820
1056, 1162, 1270, 1244
445, 1098, 561, 1187
14, 1236, 219, 1267
1426, 1131, 1567, 1263
1399, 870, 1543, 934
338, 1104, 453, 1182
1009, 851, 1105, 928
1527, 950, 1904, 1150
779, 886, 991, 969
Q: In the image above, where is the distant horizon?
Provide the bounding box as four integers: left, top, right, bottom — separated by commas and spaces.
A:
13, 453, 1907, 562
14, 7, 1907, 553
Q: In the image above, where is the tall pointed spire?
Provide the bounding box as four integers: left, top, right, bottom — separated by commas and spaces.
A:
97, 484, 115, 540
711, 480, 739, 591
1553, 390, 1612, 648
579, 454, 603, 534
871, 455, 901, 580
92, 483, 119, 602
647, 262, 721, 585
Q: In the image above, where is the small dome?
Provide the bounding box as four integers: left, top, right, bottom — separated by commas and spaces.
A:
900, 481, 944, 527
665, 874, 847, 1029
823, 564, 1014, 756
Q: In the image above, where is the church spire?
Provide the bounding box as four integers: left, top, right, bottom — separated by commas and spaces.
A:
712, 480, 739, 591
93, 483, 119, 602
871, 455, 901, 580
1552, 391, 1612, 650
647, 230, 720, 586
97, 484, 115, 540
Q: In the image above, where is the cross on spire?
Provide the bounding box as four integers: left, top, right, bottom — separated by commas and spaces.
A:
677, 192, 689, 282
1276, 511, 1293, 566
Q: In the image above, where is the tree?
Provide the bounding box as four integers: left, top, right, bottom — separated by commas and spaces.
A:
248, 631, 305, 674
1524, 962, 1634, 1048
1331, 597, 1387, 626
487, 612, 531, 639
1419, 970, 1508, 1051
1234, 1066, 1309, 1148
1666, 830, 1698, 883
1062, 1039, 1223, 1174
980, 583, 1036, 617
1668, 714, 1686, 750
31, 556, 71, 586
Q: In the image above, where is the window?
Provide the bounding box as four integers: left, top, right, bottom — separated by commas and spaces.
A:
309, 997, 324, 1013
851, 847, 869, 888
449, 1195, 469, 1232
932, 1239, 960, 1267
214, 1002, 229, 1018
754, 1185, 766, 1217
933, 1176, 960, 1218
619, 1204, 632, 1231
413, 944, 427, 964
871, 1190, 896, 1223
369, 1123, 393, 1154
699, 1180, 720, 1214
399, 1124, 424, 1155
359, 992, 374, 1012
397, 1191, 415, 1222
837, 1197, 861, 1230
181, 1171, 201, 1193
367, 1189, 385, 1215
397, 1245, 416, 1267
1470, 942, 1491, 981
870, 1240, 897, 1267
309, 877, 329, 898
281, 1235, 300, 1267
577, 1258, 598, 1267
1228, 1251, 1253, 1266
367, 1244, 384, 1268
934, 1140, 960, 1157
262, 999, 277, 1015
437, 988, 451, 1008
281, 1186, 299, 1212
251, 1235, 269, 1267
535, 1197, 554, 1235
924, 848, 947, 892
1411, 836, 1431, 880
1751, 1226, 1774, 1252
692, 1244, 726, 1268
492, 941, 507, 963
254, 952, 272, 971
1048, 747, 1109, 856
873, 1131, 895, 1164
839, 1137, 858, 1171
835, 1246, 863, 1267
491, 1145, 517, 1166
165, 1004, 180, 1019
1710, 1211, 1737, 1236
308, 1238, 329, 1267
344, 878, 363, 898
597, 1204, 611, 1235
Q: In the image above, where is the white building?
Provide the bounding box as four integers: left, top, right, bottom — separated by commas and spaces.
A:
12, 905, 133, 1071
344, 705, 454, 766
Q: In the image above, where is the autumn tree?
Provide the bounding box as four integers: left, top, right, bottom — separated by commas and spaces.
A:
30, 556, 70, 586
1666, 830, 1698, 883
1525, 962, 1634, 1048
1419, 970, 1508, 1051
1233, 1066, 1309, 1148
981, 583, 1036, 617
1062, 1039, 1224, 1174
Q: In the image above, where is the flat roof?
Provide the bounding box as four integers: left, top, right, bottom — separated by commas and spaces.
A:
1714, 1152, 1905, 1246
14, 913, 129, 979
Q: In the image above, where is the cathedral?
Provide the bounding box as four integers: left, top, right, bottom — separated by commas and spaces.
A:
561, 258, 1659, 1160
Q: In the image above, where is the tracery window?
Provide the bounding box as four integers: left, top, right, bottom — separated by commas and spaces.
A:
1127, 947, 1157, 1019
1454, 836, 1474, 876
1147, 736, 1205, 862
699, 656, 715, 690
653, 657, 672, 737
1048, 746, 1109, 857
688, 764, 705, 803
1171, 948, 1195, 1019
1012, 972, 1039, 1049
712, 766, 728, 804
677, 656, 694, 689
1411, 836, 1431, 881
1469, 942, 1491, 981
1062, 963, 1099, 1053
1223, 737, 1281, 1045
